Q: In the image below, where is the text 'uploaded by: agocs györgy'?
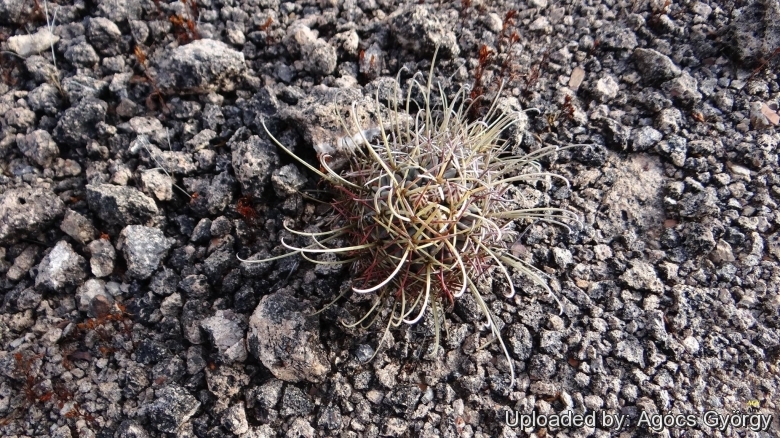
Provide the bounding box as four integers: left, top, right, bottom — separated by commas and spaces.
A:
505, 409, 774, 432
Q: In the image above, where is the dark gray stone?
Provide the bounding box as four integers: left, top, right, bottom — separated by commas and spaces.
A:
528, 354, 557, 380
205, 365, 249, 399
317, 405, 343, 430
280, 385, 314, 417
63, 41, 100, 67
27, 83, 63, 114
145, 385, 200, 433
290, 24, 337, 76
248, 290, 330, 383
600, 118, 631, 150
656, 135, 688, 167
725, 0, 780, 65
597, 27, 638, 50
203, 249, 237, 282
0, 0, 34, 25
633, 48, 681, 84
271, 164, 306, 197
24, 56, 58, 84
148, 269, 180, 296
75, 278, 114, 317
87, 17, 122, 56
114, 420, 151, 438
6, 245, 40, 282
190, 218, 212, 243
182, 300, 211, 344
86, 184, 158, 227
631, 126, 663, 152
178, 274, 211, 299
614, 337, 645, 367
239, 250, 274, 278
221, 403, 249, 435
54, 98, 108, 146
62, 75, 108, 103
16, 130, 59, 167
184, 171, 238, 216
4, 106, 35, 130
209, 216, 232, 237
97, 0, 142, 21
254, 379, 284, 410
663, 72, 702, 108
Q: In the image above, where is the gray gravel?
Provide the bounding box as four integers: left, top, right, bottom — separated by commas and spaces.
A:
1, 0, 779, 437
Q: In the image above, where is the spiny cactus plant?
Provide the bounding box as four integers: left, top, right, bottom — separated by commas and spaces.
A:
243, 55, 581, 387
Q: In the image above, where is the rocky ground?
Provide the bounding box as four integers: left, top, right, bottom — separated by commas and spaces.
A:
0, 0, 779, 436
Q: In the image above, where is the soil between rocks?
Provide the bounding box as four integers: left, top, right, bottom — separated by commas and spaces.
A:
1, 0, 779, 437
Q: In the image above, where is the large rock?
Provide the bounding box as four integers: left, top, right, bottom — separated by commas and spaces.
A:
155, 39, 245, 92
117, 226, 173, 279
86, 184, 158, 227
248, 290, 330, 383
0, 187, 65, 244
35, 241, 88, 292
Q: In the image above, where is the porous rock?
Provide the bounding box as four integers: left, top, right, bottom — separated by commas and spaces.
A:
86, 17, 122, 56
155, 39, 246, 92
0, 0, 34, 25
54, 98, 107, 146
271, 164, 306, 197
75, 278, 114, 317
230, 130, 279, 198
0, 187, 65, 244
725, 0, 780, 65
285, 23, 338, 76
